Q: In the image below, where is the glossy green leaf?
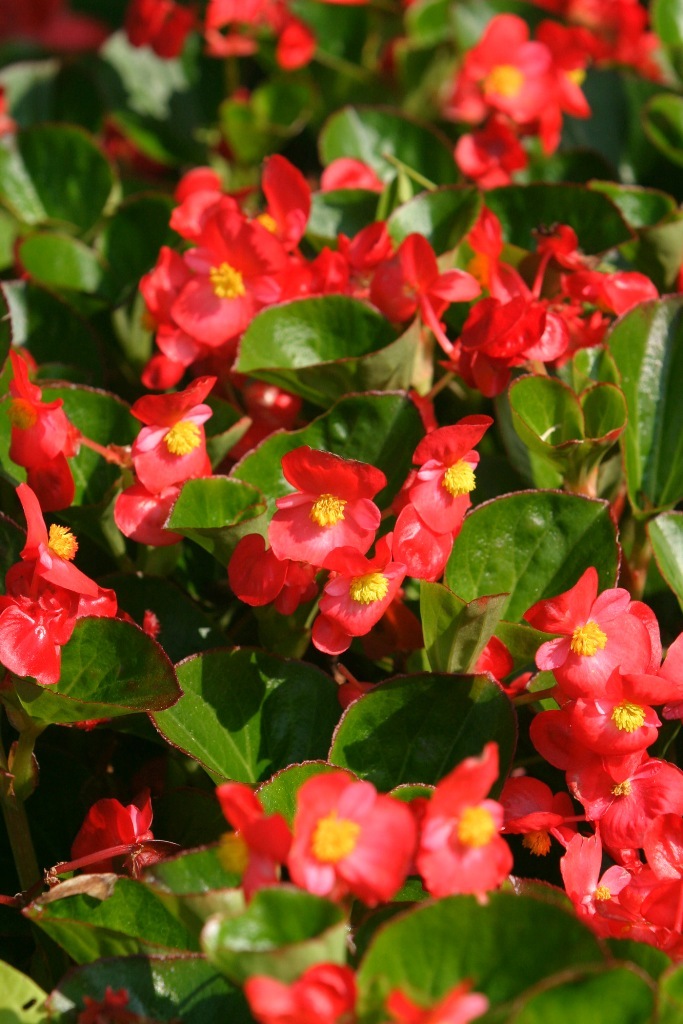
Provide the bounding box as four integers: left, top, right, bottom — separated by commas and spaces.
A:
510, 965, 655, 1024
151, 649, 341, 784
649, 511, 683, 610
356, 892, 603, 1013
319, 106, 458, 187
0, 125, 115, 231
0, 961, 47, 1024
643, 93, 683, 166
654, 0, 683, 45
26, 877, 198, 963
231, 392, 423, 516
12, 617, 180, 725
143, 846, 245, 939
201, 886, 347, 984
219, 81, 312, 164
589, 181, 676, 229
608, 296, 683, 514
18, 233, 106, 294
484, 184, 633, 253
307, 189, 381, 247
605, 939, 670, 980
387, 186, 482, 252
257, 762, 347, 826
328, 672, 516, 791
46, 955, 248, 1024
166, 477, 268, 565
235, 296, 416, 406
99, 192, 176, 302
659, 961, 683, 1023
421, 583, 507, 673
444, 491, 619, 621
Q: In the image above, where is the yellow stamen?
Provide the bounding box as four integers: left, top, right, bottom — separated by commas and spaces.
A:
611, 780, 632, 797
256, 212, 278, 234
522, 830, 551, 857
309, 494, 346, 527
483, 64, 524, 99
164, 420, 201, 456
442, 460, 476, 498
611, 702, 646, 733
594, 885, 611, 901
466, 252, 491, 290
7, 398, 38, 430
349, 572, 389, 605
209, 262, 246, 299
457, 806, 496, 848
570, 620, 607, 657
217, 832, 249, 876
48, 524, 78, 561
311, 811, 360, 863
567, 67, 586, 87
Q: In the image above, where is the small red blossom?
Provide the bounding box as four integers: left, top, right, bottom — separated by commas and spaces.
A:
244, 963, 357, 1024
125, 0, 196, 58
386, 981, 489, 1024
215, 782, 292, 898
71, 791, 155, 874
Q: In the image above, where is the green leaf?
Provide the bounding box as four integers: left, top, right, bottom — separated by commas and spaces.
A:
12, 617, 181, 725
649, 511, 683, 610
328, 672, 516, 791
151, 649, 340, 784
18, 232, 106, 294
231, 392, 424, 516
659, 961, 683, 1023
166, 477, 268, 565
99, 192, 176, 302
654, 0, 683, 45
643, 93, 683, 166
235, 296, 416, 406
356, 892, 603, 1013
257, 762, 347, 826
201, 886, 347, 984
307, 189, 381, 248
46, 955, 248, 1024
27, 877, 198, 963
0, 124, 115, 231
608, 296, 683, 515
589, 181, 676, 229
319, 106, 458, 188
484, 184, 633, 253
510, 965, 655, 1024
143, 846, 245, 939
605, 939, 670, 980
387, 186, 482, 253
219, 81, 312, 164
0, 512, 25, 592
444, 491, 619, 621
421, 583, 507, 673
0, 961, 47, 1024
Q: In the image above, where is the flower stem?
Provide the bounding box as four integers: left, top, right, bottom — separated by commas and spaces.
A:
0, 714, 41, 894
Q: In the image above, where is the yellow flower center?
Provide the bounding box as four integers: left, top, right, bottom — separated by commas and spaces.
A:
48, 524, 78, 561
217, 832, 249, 876
457, 806, 496, 848
522, 830, 551, 857
611, 701, 646, 733
570, 620, 607, 657
567, 67, 586, 87
209, 262, 246, 299
7, 398, 38, 429
311, 812, 360, 863
594, 885, 611, 901
309, 493, 346, 527
484, 64, 524, 99
256, 212, 278, 234
611, 780, 632, 797
442, 460, 476, 498
164, 420, 202, 456
349, 572, 389, 605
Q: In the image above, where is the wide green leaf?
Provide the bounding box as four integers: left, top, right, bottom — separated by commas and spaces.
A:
0, 125, 115, 231
46, 955, 248, 1024
201, 886, 347, 984
654, 0, 683, 45
151, 649, 340, 784
387, 187, 482, 252
319, 106, 457, 187
12, 617, 180, 725
231, 392, 423, 516
420, 583, 507, 674
0, 961, 47, 1024
643, 93, 683, 167
257, 762, 348, 826
356, 892, 603, 1014
484, 184, 633, 253
649, 511, 683, 610
26, 877, 198, 963
444, 491, 619, 621
143, 846, 245, 939
99, 192, 176, 303
608, 296, 683, 514
235, 296, 417, 406
510, 965, 655, 1023
328, 672, 516, 791
166, 477, 268, 565
18, 233, 106, 294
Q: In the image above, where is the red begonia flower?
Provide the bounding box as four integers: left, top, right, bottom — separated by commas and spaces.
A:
125, 0, 195, 57
215, 782, 292, 899
386, 981, 489, 1024
244, 964, 357, 1024
71, 791, 154, 873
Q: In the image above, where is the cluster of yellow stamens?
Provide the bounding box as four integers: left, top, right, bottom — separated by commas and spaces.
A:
611, 780, 632, 797
442, 460, 476, 498
164, 420, 202, 456
217, 832, 249, 875
457, 806, 496, 848
8, 399, 38, 430
209, 262, 246, 299
570, 620, 607, 657
483, 64, 524, 98
256, 212, 278, 234
309, 494, 346, 527
349, 572, 389, 605
522, 830, 551, 857
48, 524, 79, 561
611, 701, 646, 733
594, 886, 611, 901
311, 811, 360, 863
